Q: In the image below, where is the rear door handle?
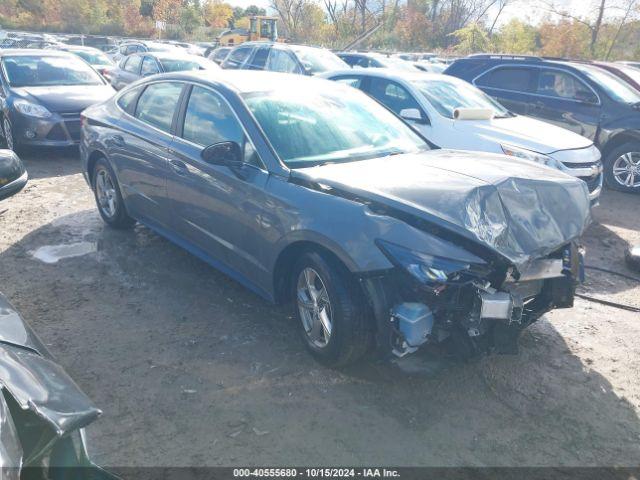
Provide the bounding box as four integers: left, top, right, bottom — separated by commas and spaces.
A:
169, 159, 188, 175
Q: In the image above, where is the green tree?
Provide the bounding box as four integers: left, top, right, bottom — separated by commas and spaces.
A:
495, 19, 538, 54
450, 23, 493, 55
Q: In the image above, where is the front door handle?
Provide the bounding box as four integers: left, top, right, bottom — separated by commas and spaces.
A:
169, 159, 188, 175
111, 134, 125, 147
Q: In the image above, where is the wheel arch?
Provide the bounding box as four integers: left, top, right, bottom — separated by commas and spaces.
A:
602, 131, 640, 159
272, 239, 359, 305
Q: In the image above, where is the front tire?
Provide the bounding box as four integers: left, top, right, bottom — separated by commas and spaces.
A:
2, 116, 14, 151
92, 158, 135, 229
292, 251, 371, 367
604, 141, 640, 193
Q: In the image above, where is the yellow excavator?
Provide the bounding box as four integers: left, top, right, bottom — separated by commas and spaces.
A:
217, 16, 282, 46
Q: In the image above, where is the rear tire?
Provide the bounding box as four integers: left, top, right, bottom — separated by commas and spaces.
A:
291, 251, 371, 367
92, 157, 135, 229
604, 141, 640, 193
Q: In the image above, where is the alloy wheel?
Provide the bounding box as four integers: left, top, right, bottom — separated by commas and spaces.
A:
612, 152, 640, 189
95, 169, 118, 218
296, 267, 333, 348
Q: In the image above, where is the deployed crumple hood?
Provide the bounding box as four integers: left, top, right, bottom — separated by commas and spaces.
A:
0, 293, 101, 437
453, 114, 593, 154
13, 84, 114, 113
294, 150, 591, 269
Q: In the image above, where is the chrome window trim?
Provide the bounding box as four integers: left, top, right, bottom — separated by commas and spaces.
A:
473, 63, 602, 106
175, 82, 268, 173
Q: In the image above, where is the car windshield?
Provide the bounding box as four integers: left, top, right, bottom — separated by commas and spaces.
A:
243, 86, 429, 168
72, 50, 113, 66
289, 46, 348, 74
159, 58, 206, 72
1, 55, 103, 87
378, 56, 418, 71
573, 64, 640, 104
413, 77, 511, 118
615, 65, 640, 88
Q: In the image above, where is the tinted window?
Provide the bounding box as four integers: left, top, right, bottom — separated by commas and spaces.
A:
117, 87, 141, 114
182, 86, 262, 167
248, 47, 269, 69
537, 69, 593, 101
124, 55, 142, 74
476, 67, 535, 92
140, 57, 160, 76
227, 46, 253, 66
266, 49, 300, 73
135, 82, 183, 133
368, 78, 422, 115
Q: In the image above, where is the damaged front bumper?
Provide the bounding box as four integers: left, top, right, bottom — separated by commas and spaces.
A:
362, 242, 584, 359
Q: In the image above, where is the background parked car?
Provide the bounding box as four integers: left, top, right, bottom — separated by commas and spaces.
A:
208, 46, 232, 65
322, 69, 603, 202
107, 40, 180, 63
48, 44, 115, 76
107, 52, 220, 90
0, 149, 27, 198
0, 49, 115, 150
592, 61, 640, 92
446, 54, 640, 193
337, 51, 420, 71
221, 42, 348, 75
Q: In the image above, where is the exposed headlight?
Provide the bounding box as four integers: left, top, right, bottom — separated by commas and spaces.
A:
13, 99, 52, 119
501, 144, 562, 170
377, 240, 487, 285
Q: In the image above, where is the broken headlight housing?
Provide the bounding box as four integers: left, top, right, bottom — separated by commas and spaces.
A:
377, 240, 487, 285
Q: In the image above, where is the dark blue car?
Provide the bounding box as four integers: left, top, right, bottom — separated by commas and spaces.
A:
445, 55, 640, 193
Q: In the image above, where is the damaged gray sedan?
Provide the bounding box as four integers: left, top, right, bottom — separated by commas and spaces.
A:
80, 72, 591, 366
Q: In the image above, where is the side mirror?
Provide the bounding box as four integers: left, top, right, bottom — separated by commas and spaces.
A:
400, 108, 427, 125
0, 150, 28, 201
201, 141, 242, 166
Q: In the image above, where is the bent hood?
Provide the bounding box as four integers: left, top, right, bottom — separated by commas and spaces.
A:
13, 84, 115, 113
453, 114, 593, 154
294, 150, 591, 269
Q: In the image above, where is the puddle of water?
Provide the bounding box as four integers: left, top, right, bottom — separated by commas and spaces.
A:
30, 242, 97, 264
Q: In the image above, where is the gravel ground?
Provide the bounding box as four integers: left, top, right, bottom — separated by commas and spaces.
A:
0, 149, 639, 468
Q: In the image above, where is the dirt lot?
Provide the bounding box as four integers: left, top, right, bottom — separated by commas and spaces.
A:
1, 149, 639, 468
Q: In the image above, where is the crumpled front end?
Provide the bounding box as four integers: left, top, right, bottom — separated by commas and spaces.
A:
460, 174, 591, 272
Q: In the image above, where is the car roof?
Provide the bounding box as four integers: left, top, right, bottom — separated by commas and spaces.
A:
322, 68, 447, 83
158, 70, 344, 95
0, 48, 76, 58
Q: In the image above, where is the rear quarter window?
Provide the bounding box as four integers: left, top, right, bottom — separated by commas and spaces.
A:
476, 66, 536, 92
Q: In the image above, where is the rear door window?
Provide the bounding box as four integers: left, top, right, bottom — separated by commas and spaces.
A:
266, 49, 300, 73
124, 55, 142, 74
117, 87, 142, 114
140, 56, 160, 76
248, 46, 270, 70
476, 66, 536, 92
225, 46, 253, 68
134, 82, 184, 133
